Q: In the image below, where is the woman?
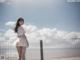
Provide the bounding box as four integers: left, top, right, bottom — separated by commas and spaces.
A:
14, 17, 29, 60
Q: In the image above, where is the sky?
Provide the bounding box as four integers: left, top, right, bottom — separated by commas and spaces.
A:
0, 0, 80, 32
0, 0, 80, 48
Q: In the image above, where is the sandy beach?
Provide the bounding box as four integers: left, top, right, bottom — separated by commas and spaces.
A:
0, 47, 80, 60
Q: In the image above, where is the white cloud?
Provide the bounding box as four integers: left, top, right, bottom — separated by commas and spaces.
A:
0, 21, 80, 48
5, 21, 16, 29
0, 0, 63, 8
0, 0, 14, 5
12, 0, 52, 5
0, 0, 5, 3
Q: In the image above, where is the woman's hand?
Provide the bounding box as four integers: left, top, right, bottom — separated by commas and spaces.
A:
26, 38, 29, 47
27, 42, 29, 47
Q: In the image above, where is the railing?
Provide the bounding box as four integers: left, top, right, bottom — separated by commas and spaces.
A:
0, 40, 44, 60
0, 40, 80, 60
40, 40, 44, 60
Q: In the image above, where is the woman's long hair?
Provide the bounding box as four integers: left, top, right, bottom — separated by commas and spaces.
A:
14, 17, 24, 33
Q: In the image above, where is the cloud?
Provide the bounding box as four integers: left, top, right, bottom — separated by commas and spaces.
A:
12, 0, 53, 5
0, 0, 52, 5
0, 0, 63, 8
5, 21, 16, 29
0, 0, 5, 3
15, 0, 63, 9
0, 21, 80, 48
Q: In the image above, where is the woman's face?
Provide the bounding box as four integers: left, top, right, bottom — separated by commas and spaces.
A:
19, 20, 24, 25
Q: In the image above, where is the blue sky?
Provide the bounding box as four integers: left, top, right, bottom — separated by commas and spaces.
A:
0, 0, 80, 48
0, 0, 80, 32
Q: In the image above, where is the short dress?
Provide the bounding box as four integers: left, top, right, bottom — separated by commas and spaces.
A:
16, 26, 29, 48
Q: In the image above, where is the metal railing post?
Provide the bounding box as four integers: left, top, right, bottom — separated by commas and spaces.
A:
40, 40, 44, 60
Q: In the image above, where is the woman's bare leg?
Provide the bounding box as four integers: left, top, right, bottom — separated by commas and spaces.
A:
16, 46, 20, 59
21, 47, 26, 60
16, 46, 23, 60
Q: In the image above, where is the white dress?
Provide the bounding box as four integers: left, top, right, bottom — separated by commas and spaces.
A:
16, 26, 29, 48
